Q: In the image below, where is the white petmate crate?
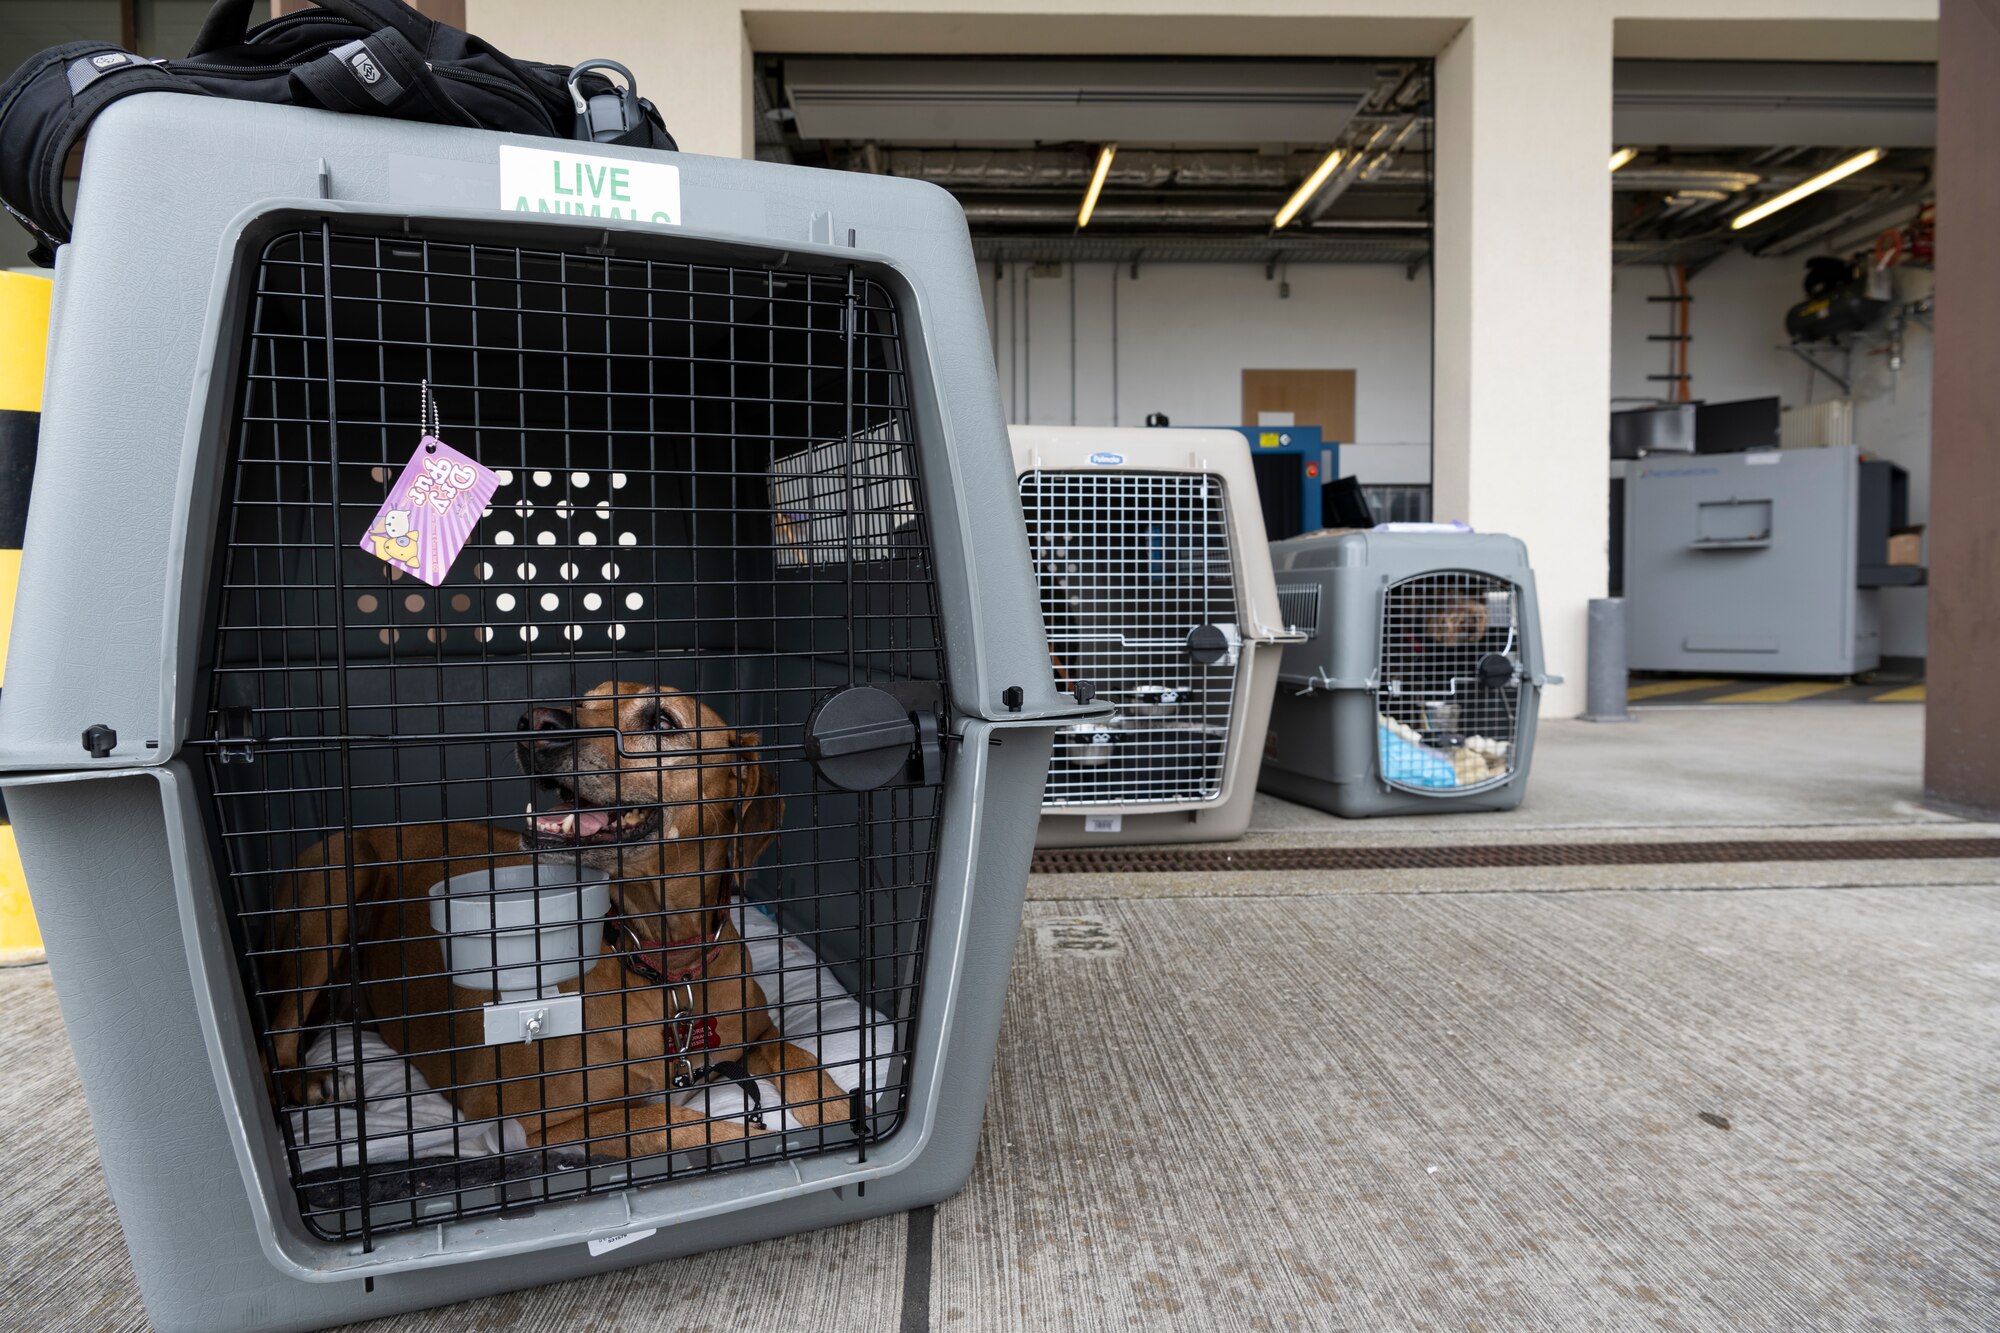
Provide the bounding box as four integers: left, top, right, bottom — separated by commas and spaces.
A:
1259, 529, 1551, 818
1012, 427, 1303, 846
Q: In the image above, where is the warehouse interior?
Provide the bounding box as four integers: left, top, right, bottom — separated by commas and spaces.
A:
756, 52, 1938, 667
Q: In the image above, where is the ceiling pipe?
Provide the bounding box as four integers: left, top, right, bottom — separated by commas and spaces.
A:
1613, 167, 1761, 193
1750, 183, 1927, 257
1358, 116, 1422, 182
1302, 121, 1391, 223
875, 148, 1863, 197
878, 147, 1431, 189
969, 233, 1428, 265
960, 200, 1429, 227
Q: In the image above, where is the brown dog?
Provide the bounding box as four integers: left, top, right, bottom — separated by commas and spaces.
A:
263, 680, 845, 1161
1425, 596, 1490, 647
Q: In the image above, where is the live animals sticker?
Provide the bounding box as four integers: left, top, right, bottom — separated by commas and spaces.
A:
499, 145, 681, 225
360, 434, 499, 587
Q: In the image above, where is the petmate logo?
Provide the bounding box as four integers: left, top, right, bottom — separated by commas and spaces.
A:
1087, 452, 1125, 466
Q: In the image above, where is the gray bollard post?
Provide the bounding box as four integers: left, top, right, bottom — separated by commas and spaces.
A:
1581, 597, 1633, 722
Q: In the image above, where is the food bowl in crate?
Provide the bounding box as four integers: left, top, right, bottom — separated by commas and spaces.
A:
428, 861, 610, 1044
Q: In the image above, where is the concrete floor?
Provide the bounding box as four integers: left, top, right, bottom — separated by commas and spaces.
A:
1250, 704, 1950, 836
4, 707, 1997, 1331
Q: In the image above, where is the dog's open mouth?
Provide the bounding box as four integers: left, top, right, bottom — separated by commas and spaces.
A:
523, 780, 666, 849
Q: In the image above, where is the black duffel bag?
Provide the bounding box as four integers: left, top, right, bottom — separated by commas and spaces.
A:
0, 0, 677, 264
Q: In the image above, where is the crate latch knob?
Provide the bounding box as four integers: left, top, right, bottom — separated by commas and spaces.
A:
1186, 623, 1242, 668
807, 686, 937, 791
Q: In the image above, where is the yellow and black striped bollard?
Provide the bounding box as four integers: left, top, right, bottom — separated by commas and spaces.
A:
0, 270, 50, 964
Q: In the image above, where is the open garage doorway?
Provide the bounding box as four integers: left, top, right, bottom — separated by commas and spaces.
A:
752, 54, 1441, 529
1604, 58, 1937, 698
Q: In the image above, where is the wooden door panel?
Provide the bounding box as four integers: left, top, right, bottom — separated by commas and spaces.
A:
1242, 369, 1355, 441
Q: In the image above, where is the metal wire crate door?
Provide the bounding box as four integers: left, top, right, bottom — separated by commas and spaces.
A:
192, 219, 949, 1247
1377, 569, 1522, 794
1019, 469, 1239, 806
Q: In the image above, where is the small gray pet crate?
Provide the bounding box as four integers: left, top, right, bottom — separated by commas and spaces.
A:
0, 94, 1092, 1332
1258, 530, 1551, 817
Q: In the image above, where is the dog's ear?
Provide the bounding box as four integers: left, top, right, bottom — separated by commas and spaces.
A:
731, 730, 784, 868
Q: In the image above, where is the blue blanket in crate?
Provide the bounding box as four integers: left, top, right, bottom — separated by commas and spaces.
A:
1378, 725, 1459, 788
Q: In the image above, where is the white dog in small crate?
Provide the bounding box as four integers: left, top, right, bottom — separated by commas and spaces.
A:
264, 680, 850, 1161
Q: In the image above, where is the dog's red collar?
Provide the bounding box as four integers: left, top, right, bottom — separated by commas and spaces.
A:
609, 872, 738, 985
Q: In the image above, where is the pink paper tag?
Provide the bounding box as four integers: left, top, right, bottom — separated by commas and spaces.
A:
357, 436, 500, 587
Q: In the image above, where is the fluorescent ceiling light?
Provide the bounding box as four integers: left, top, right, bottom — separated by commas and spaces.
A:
1076, 144, 1117, 227
1275, 149, 1344, 229
1609, 147, 1637, 171
1730, 148, 1884, 230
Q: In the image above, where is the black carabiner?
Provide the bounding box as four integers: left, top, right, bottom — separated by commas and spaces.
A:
567, 59, 649, 146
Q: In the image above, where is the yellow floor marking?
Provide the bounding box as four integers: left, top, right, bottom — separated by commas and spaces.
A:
1871, 683, 1927, 703
1707, 680, 1850, 704
1627, 677, 1733, 700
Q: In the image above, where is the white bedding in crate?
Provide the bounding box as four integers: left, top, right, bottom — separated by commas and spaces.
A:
289, 904, 895, 1173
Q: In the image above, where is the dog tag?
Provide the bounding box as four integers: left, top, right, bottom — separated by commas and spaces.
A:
358, 385, 499, 587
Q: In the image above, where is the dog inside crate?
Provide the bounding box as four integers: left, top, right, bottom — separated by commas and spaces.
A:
1376, 571, 1522, 790
199, 223, 946, 1241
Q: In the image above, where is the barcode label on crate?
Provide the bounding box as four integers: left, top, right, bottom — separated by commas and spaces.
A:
1083, 814, 1122, 833
587, 1228, 658, 1257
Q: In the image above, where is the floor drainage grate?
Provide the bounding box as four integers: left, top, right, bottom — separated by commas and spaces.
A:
1029, 839, 2000, 875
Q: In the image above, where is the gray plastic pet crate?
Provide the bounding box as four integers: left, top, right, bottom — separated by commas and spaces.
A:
0, 94, 1094, 1333
1258, 530, 1551, 818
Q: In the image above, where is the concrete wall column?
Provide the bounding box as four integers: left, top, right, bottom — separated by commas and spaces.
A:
1432, 10, 1614, 717
1924, 0, 2000, 817
467, 0, 754, 159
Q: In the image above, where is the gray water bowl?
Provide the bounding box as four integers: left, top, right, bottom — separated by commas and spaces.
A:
427, 860, 611, 1002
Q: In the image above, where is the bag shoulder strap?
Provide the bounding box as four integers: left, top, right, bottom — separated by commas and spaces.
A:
0, 47, 200, 258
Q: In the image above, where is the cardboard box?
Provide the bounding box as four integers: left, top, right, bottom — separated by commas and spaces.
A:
1888, 526, 1925, 567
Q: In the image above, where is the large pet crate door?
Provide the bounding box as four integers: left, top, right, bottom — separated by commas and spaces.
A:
198, 219, 950, 1245
1019, 469, 1239, 806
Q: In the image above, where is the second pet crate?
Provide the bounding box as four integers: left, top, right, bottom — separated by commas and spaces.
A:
1258, 529, 1551, 818
1013, 426, 1303, 846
